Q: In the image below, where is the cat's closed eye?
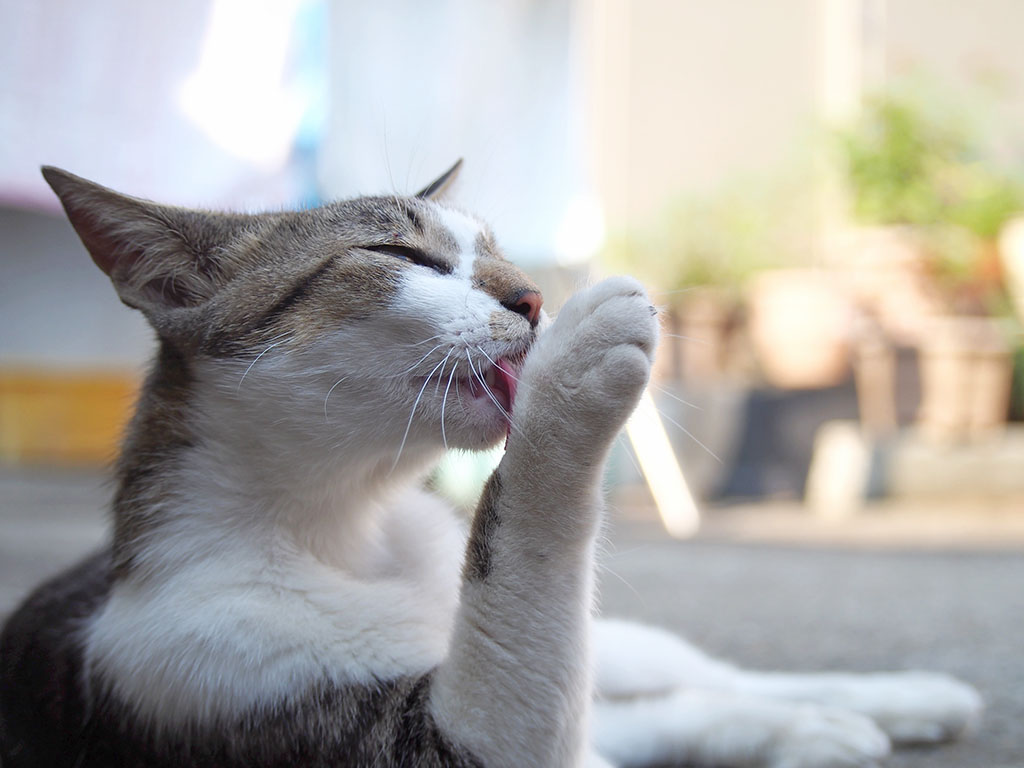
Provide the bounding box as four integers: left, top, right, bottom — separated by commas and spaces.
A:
363, 244, 451, 275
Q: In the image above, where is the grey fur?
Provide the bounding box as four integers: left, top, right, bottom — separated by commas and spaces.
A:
38, 168, 536, 579
463, 471, 503, 582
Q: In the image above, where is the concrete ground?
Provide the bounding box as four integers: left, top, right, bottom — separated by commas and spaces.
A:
1, 467, 1022, 767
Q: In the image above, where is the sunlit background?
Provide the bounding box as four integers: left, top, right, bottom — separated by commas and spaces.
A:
2, 0, 1024, 530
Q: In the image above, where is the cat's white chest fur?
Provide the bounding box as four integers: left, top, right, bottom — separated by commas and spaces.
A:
85, 486, 466, 724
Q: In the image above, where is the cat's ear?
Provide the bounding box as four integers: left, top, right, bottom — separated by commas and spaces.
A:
41, 166, 242, 312
415, 158, 463, 200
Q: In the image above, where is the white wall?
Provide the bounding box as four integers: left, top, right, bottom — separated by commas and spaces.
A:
588, 0, 822, 229
587, 0, 1024, 231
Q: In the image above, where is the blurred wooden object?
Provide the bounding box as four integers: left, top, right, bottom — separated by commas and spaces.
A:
853, 321, 898, 436
916, 317, 1014, 443
0, 369, 139, 466
655, 290, 746, 385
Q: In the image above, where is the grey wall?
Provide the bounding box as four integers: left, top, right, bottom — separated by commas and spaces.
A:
0, 206, 151, 368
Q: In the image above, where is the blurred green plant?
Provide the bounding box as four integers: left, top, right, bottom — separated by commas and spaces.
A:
601, 176, 814, 297
837, 88, 1024, 316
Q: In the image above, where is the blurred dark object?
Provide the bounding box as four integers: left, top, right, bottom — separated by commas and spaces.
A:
1010, 347, 1024, 422
714, 381, 859, 501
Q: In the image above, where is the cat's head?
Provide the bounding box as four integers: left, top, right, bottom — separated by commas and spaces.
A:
43, 163, 543, 465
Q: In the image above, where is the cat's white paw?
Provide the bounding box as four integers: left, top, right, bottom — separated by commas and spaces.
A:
770, 706, 890, 768
850, 672, 983, 745
514, 276, 657, 449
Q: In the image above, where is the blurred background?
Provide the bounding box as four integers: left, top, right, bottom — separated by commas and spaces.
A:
3, 3, 1024, 765
3, 0, 1024, 520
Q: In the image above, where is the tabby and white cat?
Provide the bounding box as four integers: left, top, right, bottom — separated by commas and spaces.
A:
0, 164, 980, 767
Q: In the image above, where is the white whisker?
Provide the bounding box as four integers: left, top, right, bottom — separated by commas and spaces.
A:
401, 333, 445, 348
465, 351, 533, 445
615, 432, 644, 477
323, 376, 348, 421
466, 353, 504, 417
468, 353, 514, 423
598, 560, 648, 607
387, 342, 446, 380
476, 346, 522, 383
661, 333, 711, 346
391, 353, 450, 473
237, 338, 291, 392
652, 384, 701, 410
434, 349, 455, 395
440, 362, 459, 450
655, 408, 722, 464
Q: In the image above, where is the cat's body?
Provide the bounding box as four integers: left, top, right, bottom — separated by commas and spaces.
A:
1, 166, 981, 768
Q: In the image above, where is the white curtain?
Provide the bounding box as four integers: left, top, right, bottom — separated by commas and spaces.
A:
321, 0, 595, 266
0, 0, 314, 211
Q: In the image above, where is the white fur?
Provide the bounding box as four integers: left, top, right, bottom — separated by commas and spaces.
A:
737, 670, 983, 745
593, 691, 890, 768
594, 619, 740, 698
85, 484, 465, 725
435, 205, 483, 280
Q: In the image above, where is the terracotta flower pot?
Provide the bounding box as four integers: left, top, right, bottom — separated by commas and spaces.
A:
747, 270, 853, 389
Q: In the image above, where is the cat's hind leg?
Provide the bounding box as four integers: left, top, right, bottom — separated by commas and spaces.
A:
592, 690, 890, 768
592, 620, 889, 767
592, 619, 981, 757
593, 618, 740, 699
735, 669, 983, 745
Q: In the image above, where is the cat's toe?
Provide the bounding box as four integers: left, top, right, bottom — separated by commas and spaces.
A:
556, 275, 652, 328
514, 276, 657, 445
866, 672, 983, 745
771, 706, 890, 768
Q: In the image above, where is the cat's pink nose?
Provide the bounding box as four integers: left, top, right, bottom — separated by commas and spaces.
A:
507, 290, 543, 328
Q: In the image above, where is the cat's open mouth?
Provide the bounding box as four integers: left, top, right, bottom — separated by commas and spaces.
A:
467, 358, 519, 418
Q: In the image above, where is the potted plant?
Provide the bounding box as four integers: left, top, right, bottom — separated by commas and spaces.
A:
837, 88, 1024, 440
601, 176, 822, 385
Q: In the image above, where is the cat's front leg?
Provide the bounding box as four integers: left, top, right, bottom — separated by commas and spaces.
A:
430, 277, 658, 767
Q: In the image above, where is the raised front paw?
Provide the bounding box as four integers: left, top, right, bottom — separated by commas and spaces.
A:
771, 706, 890, 768
513, 277, 658, 450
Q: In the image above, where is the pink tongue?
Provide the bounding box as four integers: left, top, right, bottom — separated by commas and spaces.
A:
495, 359, 518, 413
495, 358, 519, 440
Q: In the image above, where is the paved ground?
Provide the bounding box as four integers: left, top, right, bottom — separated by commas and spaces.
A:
1, 467, 1022, 767
602, 508, 1024, 768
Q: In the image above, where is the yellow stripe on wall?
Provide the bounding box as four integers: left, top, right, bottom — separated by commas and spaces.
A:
0, 369, 140, 466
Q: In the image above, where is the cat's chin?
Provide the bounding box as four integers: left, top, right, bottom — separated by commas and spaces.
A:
450, 397, 513, 450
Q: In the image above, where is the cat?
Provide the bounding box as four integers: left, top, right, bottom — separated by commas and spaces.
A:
0, 162, 982, 768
